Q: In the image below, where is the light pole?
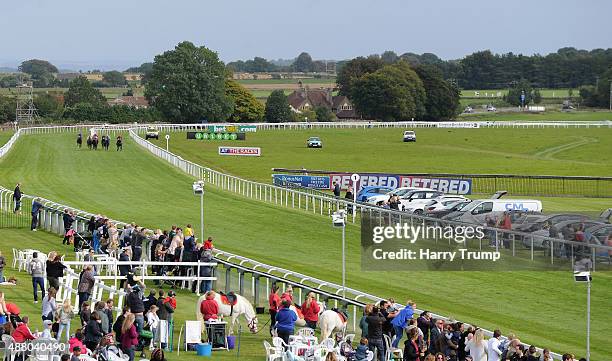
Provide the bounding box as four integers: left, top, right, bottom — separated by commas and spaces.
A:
332, 210, 347, 301
193, 181, 205, 242
574, 271, 592, 361
165, 134, 170, 152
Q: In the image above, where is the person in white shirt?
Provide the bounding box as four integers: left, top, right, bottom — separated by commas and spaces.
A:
465, 328, 488, 361
146, 304, 160, 350
487, 329, 503, 361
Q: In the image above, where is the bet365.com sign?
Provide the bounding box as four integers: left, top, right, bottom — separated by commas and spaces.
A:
186, 132, 246, 141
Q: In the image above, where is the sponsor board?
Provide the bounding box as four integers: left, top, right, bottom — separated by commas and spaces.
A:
187, 132, 246, 140
272, 174, 330, 189
436, 122, 480, 128
218, 146, 261, 157
206, 125, 257, 133
330, 173, 472, 195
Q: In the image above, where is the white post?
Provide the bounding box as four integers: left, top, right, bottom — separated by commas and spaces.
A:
165, 134, 170, 152
351, 173, 360, 223
342, 221, 346, 302
587, 280, 591, 361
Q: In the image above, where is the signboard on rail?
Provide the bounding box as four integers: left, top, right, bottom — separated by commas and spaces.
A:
330, 173, 472, 195
218, 146, 261, 157
272, 174, 331, 189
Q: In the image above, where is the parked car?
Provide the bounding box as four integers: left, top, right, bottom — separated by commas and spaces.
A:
445, 199, 543, 225
145, 127, 159, 140
523, 219, 605, 249
425, 199, 472, 218
402, 195, 467, 214
486, 105, 497, 112
399, 189, 443, 211
403, 130, 416, 142
356, 186, 394, 202
463, 106, 474, 114
512, 213, 587, 233
306, 137, 322, 148
366, 187, 421, 205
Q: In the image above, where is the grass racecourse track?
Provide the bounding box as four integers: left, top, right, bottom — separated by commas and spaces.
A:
0, 132, 611, 359
150, 127, 612, 183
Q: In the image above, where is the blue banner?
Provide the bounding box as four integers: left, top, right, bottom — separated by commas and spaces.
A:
273, 174, 331, 189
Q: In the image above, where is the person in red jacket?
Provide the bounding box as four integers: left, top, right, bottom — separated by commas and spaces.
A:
268, 285, 281, 335
200, 291, 219, 343
12, 316, 37, 342
200, 291, 219, 321
203, 237, 214, 250
120, 313, 139, 361
281, 285, 293, 303
301, 292, 320, 330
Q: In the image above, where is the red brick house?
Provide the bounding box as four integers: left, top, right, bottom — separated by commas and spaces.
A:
287, 87, 357, 119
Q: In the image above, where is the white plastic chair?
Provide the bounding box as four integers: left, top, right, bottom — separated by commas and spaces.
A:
263, 340, 283, 361
366, 350, 374, 361
273, 336, 290, 351
319, 338, 335, 351
344, 333, 356, 344
383, 334, 403, 360
1, 334, 18, 361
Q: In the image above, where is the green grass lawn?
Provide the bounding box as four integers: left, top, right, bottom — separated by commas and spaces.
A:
150, 128, 612, 185
0, 129, 14, 146
1, 133, 611, 359
457, 110, 612, 122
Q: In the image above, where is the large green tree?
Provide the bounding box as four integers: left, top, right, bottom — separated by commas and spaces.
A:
18, 59, 58, 87
336, 56, 384, 96
580, 67, 612, 107
264, 90, 292, 123
225, 80, 264, 122
145, 41, 233, 122
34, 93, 63, 118
294, 52, 314, 72
102, 71, 127, 87
505, 79, 535, 106
64, 76, 106, 107
351, 61, 426, 121
414, 65, 460, 120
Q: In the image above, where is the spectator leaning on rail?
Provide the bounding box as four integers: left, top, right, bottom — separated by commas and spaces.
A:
390, 300, 416, 348
487, 329, 503, 361
29, 251, 45, 303
198, 249, 214, 294
31, 197, 43, 231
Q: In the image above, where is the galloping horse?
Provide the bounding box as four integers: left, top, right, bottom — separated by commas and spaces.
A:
196, 293, 258, 335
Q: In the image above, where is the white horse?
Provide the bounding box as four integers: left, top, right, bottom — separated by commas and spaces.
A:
318, 310, 347, 340
196, 293, 258, 335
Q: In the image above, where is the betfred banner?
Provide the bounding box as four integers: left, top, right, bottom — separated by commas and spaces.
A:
218, 146, 261, 157
330, 173, 472, 195
273, 174, 330, 189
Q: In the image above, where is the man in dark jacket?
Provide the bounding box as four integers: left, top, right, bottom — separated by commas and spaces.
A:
118, 249, 132, 285
333, 182, 341, 198
366, 307, 386, 361
417, 311, 433, 349
143, 290, 158, 312
156, 290, 168, 321
198, 249, 214, 294
126, 284, 145, 333
13, 183, 22, 214
78, 266, 95, 311
131, 228, 144, 262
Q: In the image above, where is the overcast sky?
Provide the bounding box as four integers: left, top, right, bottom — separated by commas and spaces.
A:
2, 0, 611, 71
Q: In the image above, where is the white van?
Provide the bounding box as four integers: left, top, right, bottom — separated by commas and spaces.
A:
452, 199, 542, 224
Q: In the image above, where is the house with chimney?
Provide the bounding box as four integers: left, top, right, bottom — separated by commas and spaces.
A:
286, 87, 357, 119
